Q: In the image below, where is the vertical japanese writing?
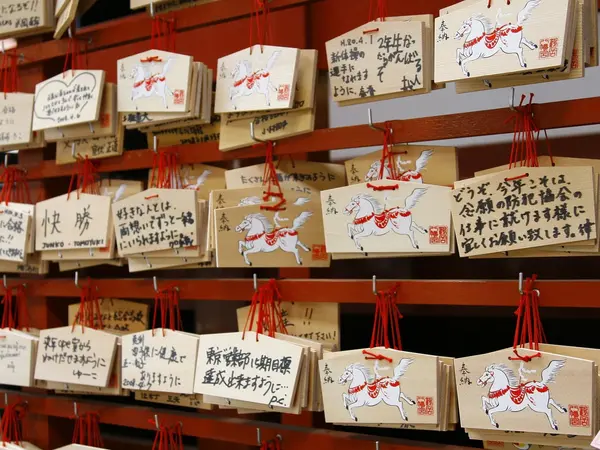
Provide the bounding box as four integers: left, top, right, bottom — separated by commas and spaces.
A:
325, 195, 339, 215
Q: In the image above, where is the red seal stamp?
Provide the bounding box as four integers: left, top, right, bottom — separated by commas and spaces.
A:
429, 225, 448, 245
312, 244, 328, 261
539, 37, 559, 59
173, 89, 185, 105
417, 396, 434, 415
569, 405, 590, 427
277, 84, 291, 102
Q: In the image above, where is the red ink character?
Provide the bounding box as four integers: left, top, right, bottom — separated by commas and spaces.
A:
277, 84, 290, 102
569, 405, 590, 427
539, 37, 559, 59
312, 244, 328, 261
417, 396, 434, 416
429, 225, 448, 245
173, 89, 185, 105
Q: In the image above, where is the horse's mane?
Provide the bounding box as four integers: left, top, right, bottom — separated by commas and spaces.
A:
353, 193, 383, 213
471, 13, 493, 34
349, 363, 375, 383
245, 213, 273, 232
486, 363, 519, 387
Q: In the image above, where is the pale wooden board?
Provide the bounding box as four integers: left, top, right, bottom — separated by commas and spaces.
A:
225, 160, 346, 191
33, 70, 105, 131
35, 193, 111, 251
320, 348, 439, 424
0, 93, 34, 148
0, 329, 36, 387
55, 0, 69, 16
222, 49, 317, 122
0, 202, 35, 254
127, 254, 210, 272
0, 252, 48, 274
452, 167, 597, 256
455, 0, 585, 93
219, 106, 315, 152
45, 83, 117, 142
112, 188, 199, 256
7, 129, 45, 151
194, 331, 303, 408
34, 326, 117, 387
322, 180, 452, 254
215, 202, 329, 268
135, 390, 213, 410
58, 259, 124, 271
53, 0, 78, 39
327, 19, 426, 102
146, 120, 220, 146
0, 0, 55, 38
117, 49, 193, 113
475, 428, 597, 447
147, 163, 226, 201
215, 45, 299, 114
345, 145, 458, 186
434, 0, 573, 83
455, 347, 594, 435
0, 207, 30, 262
68, 298, 149, 335
236, 302, 340, 350
55, 126, 123, 165
121, 329, 199, 394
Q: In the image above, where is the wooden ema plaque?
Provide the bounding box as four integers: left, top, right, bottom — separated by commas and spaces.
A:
455, 347, 595, 436
0, 93, 34, 148
117, 49, 193, 113
35, 193, 111, 251
194, 331, 303, 408
451, 167, 597, 257
0, 329, 36, 387
215, 202, 329, 268
146, 120, 220, 147
68, 299, 149, 335
215, 45, 299, 114
0, 0, 55, 38
112, 188, 198, 256
326, 19, 425, 102
146, 163, 226, 201
319, 348, 440, 425
32, 70, 105, 131
0, 201, 35, 254
321, 179, 452, 254
0, 206, 30, 262
121, 329, 199, 394
34, 326, 118, 387
344, 145, 458, 186
434, 0, 574, 83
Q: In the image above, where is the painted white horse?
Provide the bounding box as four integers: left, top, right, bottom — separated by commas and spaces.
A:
182, 169, 211, 190
130, 58, 175, 108
477, 360, 568, 430
238, 196, 311, 207
236, 211, 312, 266
344, 189, 428, 251
339, 359, 415, 422
229, 51, 280, 109
454, 0, 540, 77
365, 150, 434, 183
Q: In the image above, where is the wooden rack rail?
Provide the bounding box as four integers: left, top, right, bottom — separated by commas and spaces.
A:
9, 278, 600, 307
24, 96, 600, 180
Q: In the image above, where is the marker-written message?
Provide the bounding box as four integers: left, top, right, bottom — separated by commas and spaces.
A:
452, 167, 597, 256
33, 70, 105, 131
68, 298, 149, 335
194, 331, 303, 408
35, 193, 111, 251
113, 188, 198, 256
0, 0, 48, 37
121, 329, 199, 394
0, 330, 35, 387
237, 302, 340, 350
34, 326, 117, 387
326, 20, 425, 101
0, 93, 34, 147
0, 206, 30, 262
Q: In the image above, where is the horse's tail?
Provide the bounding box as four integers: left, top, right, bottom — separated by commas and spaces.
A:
517, 0, 541, 26
266, 51, 281, 72
292, 211, 312, 230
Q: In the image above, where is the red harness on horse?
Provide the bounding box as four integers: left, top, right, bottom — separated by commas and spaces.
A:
245, 229, 298, 246
354, 209, 411, 227
399, 172, 423, 182
464, 25, 523, 49
348, 378, 400, 398
233, 71, 269, 89
489, 383, 549, 405
133, 75, 166, 91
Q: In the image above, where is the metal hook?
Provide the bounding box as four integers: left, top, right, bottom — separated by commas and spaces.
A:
4, 153, 7, 167
4, 393, 7, 406
483, 79, 492, 88
253, 273, 258, 292
153, 276, 159, 292
3, 274, 7, 289
89, 248, 95, 257
518, 272, 523, 295
375, 442, 379, 450
153, 135, 158, 153
372, 275, 377, 295
145, 256, 152, 268
149, 0, 155, 17
74, 271, 80, 288
71, 142, 76, 158
249, 121, 275, 146
154, 414, 159, 429
367, 108, 386, 133
509, 87, 516, 111
73, 402, 78, 418
68, 27, 72, 39
256, 428, 262, 446
89, 122, 94, 134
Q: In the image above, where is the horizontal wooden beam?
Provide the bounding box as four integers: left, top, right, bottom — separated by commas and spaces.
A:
2, 390, 467, 450
11, 278, 600, 307
24, 96, 600, 179
17, 0, 311, 67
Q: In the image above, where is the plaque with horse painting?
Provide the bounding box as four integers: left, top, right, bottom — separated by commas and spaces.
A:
455, 348, 594, 436
321, 180, 452, 254
117, 49, 193, 113
319, 348, 440, 424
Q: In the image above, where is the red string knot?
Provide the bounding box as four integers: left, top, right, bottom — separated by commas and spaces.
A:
362, 349, 393, 363
362, 28, 380, 34
505, 173, 529, 182
145, 194, 159, 200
